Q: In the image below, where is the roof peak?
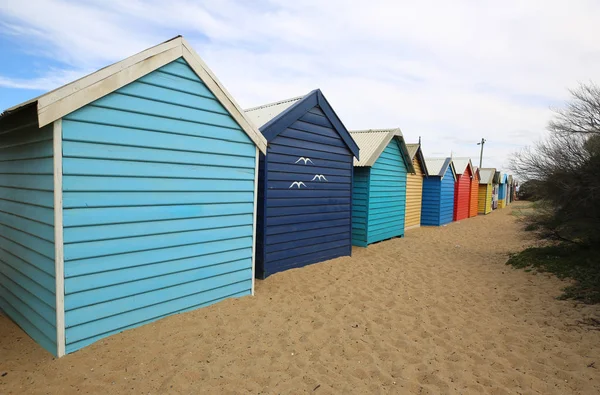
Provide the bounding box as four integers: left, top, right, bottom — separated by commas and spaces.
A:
245, 94, 305, 112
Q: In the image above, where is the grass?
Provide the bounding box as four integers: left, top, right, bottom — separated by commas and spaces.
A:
507, 243, 600, 304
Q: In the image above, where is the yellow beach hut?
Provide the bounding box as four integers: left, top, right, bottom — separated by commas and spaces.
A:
478, 168, 495, 214
404, 143, 428, 230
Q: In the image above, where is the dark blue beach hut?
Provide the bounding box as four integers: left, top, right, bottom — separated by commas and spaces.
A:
421, 157, 457, 226
0, 37, 267, 356
349, 129, 414, 247
245, 90, 359, 279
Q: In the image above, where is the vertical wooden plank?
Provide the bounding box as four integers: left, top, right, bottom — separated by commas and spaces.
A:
53, 119, 66, 357
251, 146, 259, 295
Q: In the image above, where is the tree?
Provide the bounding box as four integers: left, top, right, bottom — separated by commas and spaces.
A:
511, 83, 600, 246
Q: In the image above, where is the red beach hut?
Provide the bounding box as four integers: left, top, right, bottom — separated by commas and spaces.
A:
452, 158, 474, 221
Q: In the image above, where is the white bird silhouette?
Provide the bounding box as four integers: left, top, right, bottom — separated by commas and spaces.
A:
295, 157, 314, 165
311, 174, 328, 181
289, 181, 307, 189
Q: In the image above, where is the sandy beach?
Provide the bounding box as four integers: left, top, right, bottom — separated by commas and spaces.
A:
1, 201, 599, 394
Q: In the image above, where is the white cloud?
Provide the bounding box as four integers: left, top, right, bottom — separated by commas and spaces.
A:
1, 0, 599, 171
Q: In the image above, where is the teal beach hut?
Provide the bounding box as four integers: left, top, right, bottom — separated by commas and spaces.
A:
0, 37, 267, 357
350, 129, 414, 247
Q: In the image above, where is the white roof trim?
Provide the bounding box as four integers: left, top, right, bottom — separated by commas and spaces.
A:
4, 36, 267, 154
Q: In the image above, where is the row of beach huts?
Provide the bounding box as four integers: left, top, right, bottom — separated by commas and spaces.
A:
0, 37, 515, 357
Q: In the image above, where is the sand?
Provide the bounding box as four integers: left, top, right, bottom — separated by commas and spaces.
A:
1, 201, 599, 394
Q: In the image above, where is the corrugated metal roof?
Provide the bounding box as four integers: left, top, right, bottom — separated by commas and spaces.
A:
349, 128, 402, 167
424, 157, 451, 177
406, 143, 419, 160
244, 95, 304, 128
478, 168, 496, 184
451, 157, 473, 175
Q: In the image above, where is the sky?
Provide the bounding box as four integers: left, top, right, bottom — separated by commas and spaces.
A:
1, 1, 599, 171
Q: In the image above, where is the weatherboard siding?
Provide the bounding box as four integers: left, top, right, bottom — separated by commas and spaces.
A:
0, 123, 56, 355
439, 166, 455, 225
352, 167, 370, 247
469, 172, 479, 218
478, 184, 492, 214
453, 169, 471, 221
367, 140, 407, 244
259, 106, 353, 278
404, 155, 423, 229
60, 58, 256, 353
421, 177, 441, 226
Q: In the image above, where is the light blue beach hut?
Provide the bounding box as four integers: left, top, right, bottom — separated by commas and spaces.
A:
0, 36, 267, 356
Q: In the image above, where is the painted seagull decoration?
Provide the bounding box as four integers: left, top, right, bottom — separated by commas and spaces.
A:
311, 174, 328, 181
295, 157, 314, 165
289, 181, 307, 189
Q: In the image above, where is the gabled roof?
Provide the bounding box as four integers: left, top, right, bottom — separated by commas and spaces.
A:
424, 157, 456, 180
406, 143, 429, 176
502, 173, 509, 183
245, 89, 359, 158
493, 171, 502, 184
451, 157, 474, 177
245, 96, 303, 129
478, 168, 496, 184
349, 129, 414, 171
0, 36, 267, 154
472, 166, 480, 180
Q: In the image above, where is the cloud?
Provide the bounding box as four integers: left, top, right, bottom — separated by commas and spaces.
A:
1, 0, 599, 171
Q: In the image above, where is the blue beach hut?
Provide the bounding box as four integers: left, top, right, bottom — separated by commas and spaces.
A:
349, 129, 414, 247
421, 158, 457, 226
245, 90, 359, 279
0, 36, 267, 357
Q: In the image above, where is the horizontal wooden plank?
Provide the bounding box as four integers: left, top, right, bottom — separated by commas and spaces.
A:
62, 119, 254, 158
66, 248, 251, 294
267, 162, 352, 176
267, 197, 350, 208
0, 199, 53, 225
266, 211, 350, 227
66, 260, 250, 313
0, 248, 55, 292
266, 238, 349, 262
63, 202, 253, 227
63, 141, 255, 169
138, 69, 214, 98
267, 231, 349, 254
0, 186, 53, 208
64, 224, 252, 260
267, 153, 352, 170
270, 136, 351, 156
0, 224, 54, 259
266, 225, 349, 246
0, 211, 54, 242
62, 175, 254, 192
267, 204, 349, 218
0, 175, 53, 192
63, 190, 253, 209
117, 80, 228, 115
0, 140, 52, 161
0, 127, 52, 149
65, 238, 252, 277
91, 92, 240, 130
66, 287, 249, 353
64, 213, 252, 243
0, 278, 56, 339
266, 143, 352, 163
265, 218, 350, 236
63, 158, 254, 180
64, 107, 252, 146
66, 276, 251, 342
0, 158, 53, 175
